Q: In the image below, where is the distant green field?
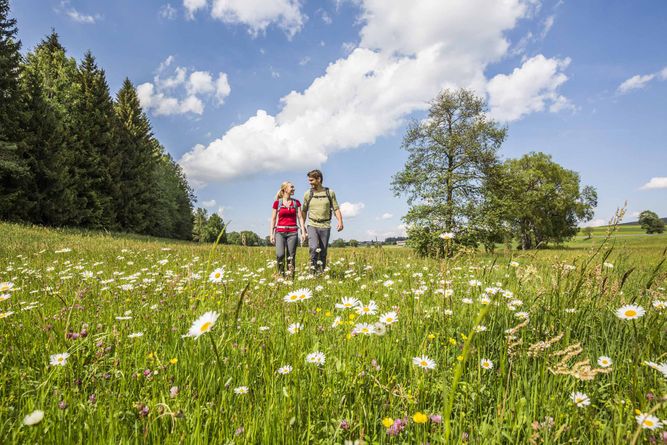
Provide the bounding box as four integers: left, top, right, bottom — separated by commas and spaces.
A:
577, 224, 647, 236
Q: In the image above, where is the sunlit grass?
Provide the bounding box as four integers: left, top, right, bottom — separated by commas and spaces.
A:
0, 222, 665, 443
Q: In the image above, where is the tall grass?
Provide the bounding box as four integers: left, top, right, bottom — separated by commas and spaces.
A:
0, 222, 665, 443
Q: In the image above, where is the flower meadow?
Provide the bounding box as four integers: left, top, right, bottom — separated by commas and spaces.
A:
0, 223, 666, 444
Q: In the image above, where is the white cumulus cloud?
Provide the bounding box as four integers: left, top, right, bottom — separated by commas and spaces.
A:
487, 54, 571, 122
640, 177, 667, 190
184, 0, 207, 19
379, 213, 393, 220
180, 0, 572, 184
138, 56, 230, 116
210, 0, 305, 38
202, 199, 217, 207
340, 202, 365, 218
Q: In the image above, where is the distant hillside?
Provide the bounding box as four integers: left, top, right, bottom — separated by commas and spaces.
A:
619, 217, 667, 226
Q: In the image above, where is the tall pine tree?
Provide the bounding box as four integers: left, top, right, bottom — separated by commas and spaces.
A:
0, 0, 29, 220
114, 78, 157, 234
21, 31, 80, 225
74, 51, 117, 229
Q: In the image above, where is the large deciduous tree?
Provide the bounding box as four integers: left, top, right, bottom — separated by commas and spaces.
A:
391, 89, 506, 255
638, 210, 665, 234
486, 152, 597, 249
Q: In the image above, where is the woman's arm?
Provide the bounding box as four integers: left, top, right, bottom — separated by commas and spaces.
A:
298, 206, 307, 240
269, 209, 277, 245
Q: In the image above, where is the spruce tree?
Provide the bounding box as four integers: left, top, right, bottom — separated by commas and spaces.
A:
21, 31, 80, 225
0, 0, 29, 220
114, 78, 157, 234
74, 51, 117, 229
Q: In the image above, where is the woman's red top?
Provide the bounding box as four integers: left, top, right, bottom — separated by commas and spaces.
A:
273, 199, 301, 233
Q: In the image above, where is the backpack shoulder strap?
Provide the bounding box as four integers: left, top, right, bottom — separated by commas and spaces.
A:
303, 189, 315, 212
325, 188, 333, 215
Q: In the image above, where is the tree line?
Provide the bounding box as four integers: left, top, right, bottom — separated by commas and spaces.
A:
392, 89, 599, 256
0, 1, 194, 239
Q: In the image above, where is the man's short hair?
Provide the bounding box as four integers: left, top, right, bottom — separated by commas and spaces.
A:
307, 169, 323, 182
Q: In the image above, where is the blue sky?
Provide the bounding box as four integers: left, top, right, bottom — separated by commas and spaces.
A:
11, 0, 667, 240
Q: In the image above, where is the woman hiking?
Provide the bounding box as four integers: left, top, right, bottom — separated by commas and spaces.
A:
269, 182, 307, 278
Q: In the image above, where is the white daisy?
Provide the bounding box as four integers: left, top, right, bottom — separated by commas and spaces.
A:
306, 351, 326, 366
296, 288, 312, 301
473, 325, 487, 333
335, 297, 360, 309
0, 282, 14, 292
379, 311, 398, 325
653, 300, 666, 310
287, 322, 303, 334
277, 365, 292, 375
128, 332, 144, 338
352, 323, 375, 335
187, 311, 219, 339
356, 300, 378, 316
636, 413, 662, 430
234, 386, 249, 395
0, 293, 10, 302
615, 304, 645, 320
208, 267, 225, 283
480, 358, 493, 370
439, 232, 455, 240
331, 316, 343, 328
50, 352, 70, 366
412, 355, 436, 370
597, 356, 612, 368
570, 392, 590, 407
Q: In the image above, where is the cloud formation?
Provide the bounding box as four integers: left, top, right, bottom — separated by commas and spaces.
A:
58, 1, 101, 24
487, 55, 572, 122
339, 202, 365, 218
137, 56, 231, 116
617, 67, 667, 94
180, 0, 572, 184
640, 177, 667, 190
183, 0, 305, 37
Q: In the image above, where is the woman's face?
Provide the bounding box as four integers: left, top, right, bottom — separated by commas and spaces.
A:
286, 183, 295, 196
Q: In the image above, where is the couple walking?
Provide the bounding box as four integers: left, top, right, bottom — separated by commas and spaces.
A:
269, 169, 344, 277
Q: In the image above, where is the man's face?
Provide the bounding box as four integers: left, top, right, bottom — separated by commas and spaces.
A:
308, 176, 321, 188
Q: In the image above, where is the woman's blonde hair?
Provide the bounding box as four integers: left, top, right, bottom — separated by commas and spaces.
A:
275, 181, 293, 200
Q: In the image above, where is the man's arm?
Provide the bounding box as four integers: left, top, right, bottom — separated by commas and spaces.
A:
334, 208, 344, 232
331, 191, 343, 232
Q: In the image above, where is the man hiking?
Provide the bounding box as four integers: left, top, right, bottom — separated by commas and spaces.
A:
302, 169, 343, 274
